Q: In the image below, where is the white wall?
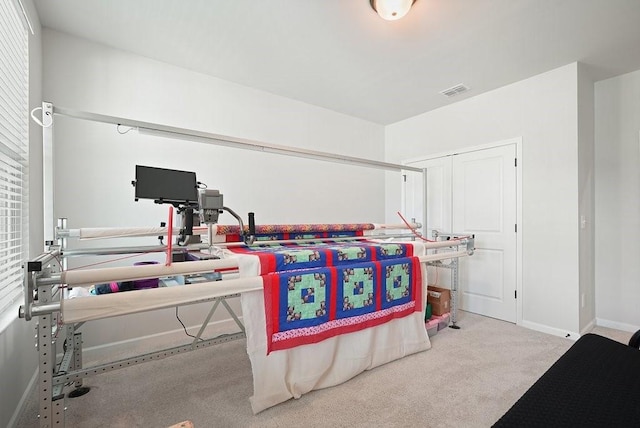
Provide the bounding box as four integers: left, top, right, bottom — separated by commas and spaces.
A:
385, 63, 582, 337
2, 1, 42, 426
41, 29, 388, 348
595, 69, 640, 332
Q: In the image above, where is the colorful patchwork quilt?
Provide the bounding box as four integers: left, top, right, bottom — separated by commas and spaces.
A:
230, 240, 415, 275
231, 241, 422, 353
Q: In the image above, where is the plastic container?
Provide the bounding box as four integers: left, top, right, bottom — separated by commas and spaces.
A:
132, 261, 160, 289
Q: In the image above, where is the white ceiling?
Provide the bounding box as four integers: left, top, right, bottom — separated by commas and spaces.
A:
34, 0, 640, 125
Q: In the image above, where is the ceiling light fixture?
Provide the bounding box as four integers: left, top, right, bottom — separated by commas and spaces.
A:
370, 0, 416, 21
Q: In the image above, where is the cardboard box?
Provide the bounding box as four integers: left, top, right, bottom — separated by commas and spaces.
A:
427, 285, 450, 316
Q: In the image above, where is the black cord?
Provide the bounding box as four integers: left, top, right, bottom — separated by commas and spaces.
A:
175, 307, 203, 341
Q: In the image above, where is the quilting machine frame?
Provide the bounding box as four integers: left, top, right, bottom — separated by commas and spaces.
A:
426, 230, 470, 328
21, 220, 473, 428
20, 218, 253, 428
22, 102, 474, 427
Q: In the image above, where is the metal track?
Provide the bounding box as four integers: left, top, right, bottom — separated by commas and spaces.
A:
52, 331, 245, 386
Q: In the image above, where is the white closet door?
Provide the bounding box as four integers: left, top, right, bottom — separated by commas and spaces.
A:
421, 157, 452, 238
452, 145, 517, 322
404, 156, 453, 287
401, 170, 424, 231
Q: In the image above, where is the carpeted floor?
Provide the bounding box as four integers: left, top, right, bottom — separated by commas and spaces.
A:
15, 311, 631, 428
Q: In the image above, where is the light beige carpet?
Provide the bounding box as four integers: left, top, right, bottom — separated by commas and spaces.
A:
16, 312, 630, 428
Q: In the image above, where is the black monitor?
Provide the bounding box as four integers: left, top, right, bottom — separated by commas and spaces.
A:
134, 165, 198, 206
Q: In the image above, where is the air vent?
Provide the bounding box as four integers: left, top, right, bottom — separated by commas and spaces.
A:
440, 84, 469, 97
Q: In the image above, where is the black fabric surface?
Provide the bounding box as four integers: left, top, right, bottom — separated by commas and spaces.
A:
493, 333, 640, 427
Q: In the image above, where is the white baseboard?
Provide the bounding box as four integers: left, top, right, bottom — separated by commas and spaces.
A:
596, 318, 640, 333
80, 317, 244, 362
579, 318, 597, 336
520, 319, 580, 341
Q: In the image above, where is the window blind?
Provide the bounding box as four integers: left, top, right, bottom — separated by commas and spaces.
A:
0, 0, 29, 319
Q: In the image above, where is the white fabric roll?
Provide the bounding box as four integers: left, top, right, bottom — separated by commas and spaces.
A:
61, 258, 239, 286
78, 226, 210, 239
62, 275, 263, 323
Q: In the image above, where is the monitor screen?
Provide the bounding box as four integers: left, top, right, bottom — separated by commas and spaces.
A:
134, 165, 198, 205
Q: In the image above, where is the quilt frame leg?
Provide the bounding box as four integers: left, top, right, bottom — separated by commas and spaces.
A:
36, 285, 64, 427
191, 294, 244, 348
67, 330, 90, 398
449, 256, 460, 329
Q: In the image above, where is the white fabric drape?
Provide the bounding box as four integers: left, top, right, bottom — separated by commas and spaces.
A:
236, 242, 431, 413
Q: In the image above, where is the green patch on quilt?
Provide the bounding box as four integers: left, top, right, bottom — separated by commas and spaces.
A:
285, 272, 327, 321
342, 266, 375, 310
385, 263, 411, 302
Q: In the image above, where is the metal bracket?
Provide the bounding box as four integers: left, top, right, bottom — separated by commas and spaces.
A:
27, 261, 42, 272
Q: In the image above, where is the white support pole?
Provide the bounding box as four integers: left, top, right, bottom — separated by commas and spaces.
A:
51, 105, 423, 173
60, 258, 240, 286
418, 250, 470, 263
58, 223, 423, 241
422, 167, 429, 238
43, 101, 54, 248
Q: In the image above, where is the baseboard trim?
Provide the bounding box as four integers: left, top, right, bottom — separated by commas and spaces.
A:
520, 319, 579, 341
596, 318, 640, 333
580, 318, 597, 336
78, 317, 244, 361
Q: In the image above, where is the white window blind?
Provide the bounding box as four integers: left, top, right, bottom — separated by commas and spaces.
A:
0, 0, 29, 320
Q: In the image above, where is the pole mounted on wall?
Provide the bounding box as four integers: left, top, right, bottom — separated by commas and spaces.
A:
49, 105, 422, 173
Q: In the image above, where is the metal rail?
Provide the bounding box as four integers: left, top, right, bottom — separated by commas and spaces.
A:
52, 331, 246, 386
53, 106, 423, 173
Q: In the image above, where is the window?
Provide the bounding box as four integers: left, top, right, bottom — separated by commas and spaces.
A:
0, 0, 29, 325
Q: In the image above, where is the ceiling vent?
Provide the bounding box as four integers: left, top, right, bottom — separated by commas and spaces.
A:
440, 84, 469, 97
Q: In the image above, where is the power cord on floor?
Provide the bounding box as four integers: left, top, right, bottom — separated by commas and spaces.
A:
175, 307, 203, 341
